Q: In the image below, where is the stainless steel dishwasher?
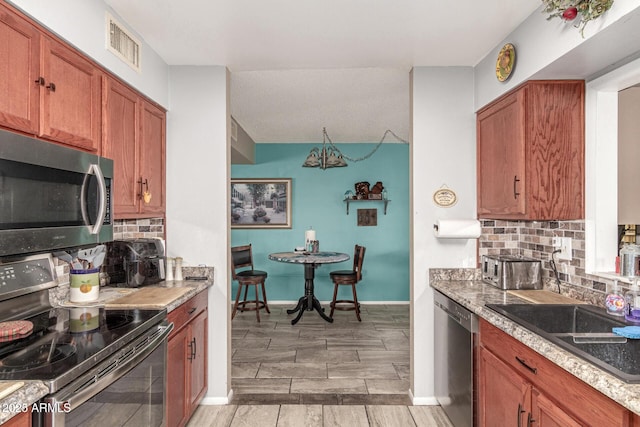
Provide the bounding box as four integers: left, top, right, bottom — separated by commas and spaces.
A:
434, 290, 477, 427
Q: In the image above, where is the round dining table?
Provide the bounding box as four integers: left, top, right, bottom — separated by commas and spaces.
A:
268, 251, 350, 325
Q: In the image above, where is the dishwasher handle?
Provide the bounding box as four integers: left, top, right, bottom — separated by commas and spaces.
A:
435, 300, 463, 324
434, 292, 477, 333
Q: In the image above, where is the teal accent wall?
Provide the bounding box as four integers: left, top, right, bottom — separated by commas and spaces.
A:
231, 143, 409, 302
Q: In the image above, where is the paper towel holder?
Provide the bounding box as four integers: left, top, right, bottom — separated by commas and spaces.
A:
433, 219, 482, 239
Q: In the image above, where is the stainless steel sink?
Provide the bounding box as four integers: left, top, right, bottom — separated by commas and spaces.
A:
486, 304, 640, 382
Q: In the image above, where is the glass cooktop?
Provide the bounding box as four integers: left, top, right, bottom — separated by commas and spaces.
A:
0, 306, 166, 390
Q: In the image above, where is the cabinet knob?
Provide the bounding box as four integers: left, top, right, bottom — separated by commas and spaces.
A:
46, 82, 56, 92
34, 77, 45, 86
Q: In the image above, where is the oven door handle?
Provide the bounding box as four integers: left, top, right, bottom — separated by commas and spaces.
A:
45, 321, 173, 413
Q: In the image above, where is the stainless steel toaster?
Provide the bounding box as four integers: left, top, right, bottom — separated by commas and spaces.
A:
481, 255, 542, 290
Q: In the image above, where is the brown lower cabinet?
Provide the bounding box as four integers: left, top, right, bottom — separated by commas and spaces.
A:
166, 290, 208, 427
3, 411, 30, 427
478, 319, 634, 426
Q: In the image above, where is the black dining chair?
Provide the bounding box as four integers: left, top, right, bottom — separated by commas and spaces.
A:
230, 244, 270, 322
329, 244, 366, 321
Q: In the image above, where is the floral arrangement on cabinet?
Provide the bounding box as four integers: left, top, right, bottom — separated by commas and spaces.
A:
542, 0, 614, 36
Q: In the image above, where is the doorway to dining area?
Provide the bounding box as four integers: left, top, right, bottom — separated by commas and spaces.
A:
229, 129, 412, 415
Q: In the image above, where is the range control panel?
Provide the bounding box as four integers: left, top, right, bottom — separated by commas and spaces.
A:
0, 254, 56, 296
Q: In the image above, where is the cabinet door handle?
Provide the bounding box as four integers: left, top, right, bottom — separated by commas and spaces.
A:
517, 403, 525, 427
187, 338, 195, 361
527, 412, 536, 426
513, 175, 521, 199
515, 356, 537, 374
34, 77, 45, 86
46, 82, 56, 92
137, 178, 148, 200
188, 307, 197, 315
193, 337, 197, 358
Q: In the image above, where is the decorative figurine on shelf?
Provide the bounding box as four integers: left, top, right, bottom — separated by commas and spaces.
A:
370, 181, 384, 194
368, 181, 384, 199
355, 182, 370, 199
344, 190, 354, 200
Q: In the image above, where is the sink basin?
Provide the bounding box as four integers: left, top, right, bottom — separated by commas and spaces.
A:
486, 304, 624, 334
486, 304, 640, 382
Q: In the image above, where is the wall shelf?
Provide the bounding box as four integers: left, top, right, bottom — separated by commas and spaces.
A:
344, 198, 390, 215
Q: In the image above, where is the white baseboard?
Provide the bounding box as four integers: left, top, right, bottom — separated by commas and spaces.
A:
200, 389, 233, 405
410, 392, 439, 406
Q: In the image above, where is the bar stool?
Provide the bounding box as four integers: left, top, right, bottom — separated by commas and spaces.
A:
329, 244, 366, 321
231, 244, 270, 321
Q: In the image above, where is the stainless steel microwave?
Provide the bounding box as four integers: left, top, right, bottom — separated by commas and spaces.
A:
0, 129, 113, 257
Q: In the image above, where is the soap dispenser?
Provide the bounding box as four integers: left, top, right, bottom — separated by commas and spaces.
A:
624, 278, 640, 323
605, 280, 625, 316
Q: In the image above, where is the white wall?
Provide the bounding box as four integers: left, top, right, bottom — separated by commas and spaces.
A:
166, 66, 230, 402
410, 67, 476, 403
474, 3, 640, 110
8, 0, 169, 107
618, 87, 640, 224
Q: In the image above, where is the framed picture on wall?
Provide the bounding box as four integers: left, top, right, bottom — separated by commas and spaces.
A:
231, 178, 292, 229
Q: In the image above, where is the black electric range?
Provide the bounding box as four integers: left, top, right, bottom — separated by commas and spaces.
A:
0, 306, 165, 392
0, 254, 166, 393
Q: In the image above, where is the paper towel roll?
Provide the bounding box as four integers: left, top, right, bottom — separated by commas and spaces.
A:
434, 219, 481, 239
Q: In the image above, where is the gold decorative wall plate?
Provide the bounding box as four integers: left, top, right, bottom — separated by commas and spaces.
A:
496, 43, 516, 82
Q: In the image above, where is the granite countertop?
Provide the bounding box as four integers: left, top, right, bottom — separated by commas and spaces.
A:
80, 278, 212, 312
0, 270, 213, 425
431, 279, 640, 416
0, 382, 49, 425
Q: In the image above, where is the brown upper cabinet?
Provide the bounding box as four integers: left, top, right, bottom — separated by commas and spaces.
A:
103, 77, 166, 218
0, 3, 101, 152
0, 3, 40, 135
477, 80, 585, 220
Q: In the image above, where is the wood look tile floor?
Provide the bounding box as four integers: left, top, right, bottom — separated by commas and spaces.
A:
188, 304, 454, 427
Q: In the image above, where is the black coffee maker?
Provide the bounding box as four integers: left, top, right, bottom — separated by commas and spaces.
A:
108, 238, 165, 287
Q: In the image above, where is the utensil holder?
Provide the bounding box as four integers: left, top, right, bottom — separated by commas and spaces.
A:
70, 268, 100, 303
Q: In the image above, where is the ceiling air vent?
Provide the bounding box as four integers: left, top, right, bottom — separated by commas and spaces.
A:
106, 13, 141, 72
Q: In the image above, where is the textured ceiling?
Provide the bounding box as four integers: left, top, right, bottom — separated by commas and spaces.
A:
104, 0, 541, 142
230, 68, 410, 143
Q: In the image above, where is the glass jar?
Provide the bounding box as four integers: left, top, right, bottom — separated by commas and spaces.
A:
605, 280, 625, 316
620, 244, 640, 277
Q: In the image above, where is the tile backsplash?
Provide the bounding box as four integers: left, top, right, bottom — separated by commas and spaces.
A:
113, 218, 164, 240
478, 219, 610, 305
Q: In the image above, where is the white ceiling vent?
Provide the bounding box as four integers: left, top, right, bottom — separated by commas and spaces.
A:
106, 13, 141, 72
